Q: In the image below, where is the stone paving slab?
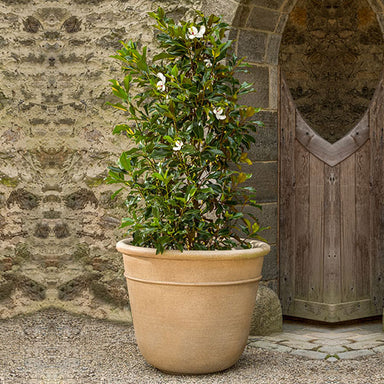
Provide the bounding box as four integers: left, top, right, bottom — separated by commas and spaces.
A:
312, 338, 352, 346
352, 333, 384, 342
280, 340, 318, 350
248, 340, 292, 353
344, 341, 384, 350
373, 345, 384, 353
337, 350, 376, 360
291, 350, 328, 360
249, 318, 384, 361
318, 346, 348, 355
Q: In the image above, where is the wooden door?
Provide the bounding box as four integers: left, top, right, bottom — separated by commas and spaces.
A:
279, 73, 384, 322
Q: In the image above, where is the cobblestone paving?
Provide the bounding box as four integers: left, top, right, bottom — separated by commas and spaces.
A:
248, 318, 384, 361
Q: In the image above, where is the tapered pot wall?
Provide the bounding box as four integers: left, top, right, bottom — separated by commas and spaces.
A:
117, 240, 270, 374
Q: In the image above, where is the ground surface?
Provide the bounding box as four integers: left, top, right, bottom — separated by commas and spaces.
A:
0, 309, 383, 384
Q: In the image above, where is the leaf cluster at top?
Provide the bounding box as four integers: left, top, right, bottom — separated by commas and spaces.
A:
106, 7, 268, 253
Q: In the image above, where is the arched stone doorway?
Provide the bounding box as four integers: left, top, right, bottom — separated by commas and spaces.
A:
231, 0, 384, 322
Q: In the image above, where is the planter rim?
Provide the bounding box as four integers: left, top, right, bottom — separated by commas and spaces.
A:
116, 238, 270, 260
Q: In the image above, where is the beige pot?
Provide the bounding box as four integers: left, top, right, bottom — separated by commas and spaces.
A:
116, 239, 270, 375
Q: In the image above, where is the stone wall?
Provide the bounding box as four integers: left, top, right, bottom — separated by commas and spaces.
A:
230, 0, 290, 295
0, 0, 205, 321
3, 0, 383, 321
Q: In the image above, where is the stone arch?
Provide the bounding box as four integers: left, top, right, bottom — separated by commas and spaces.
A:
215, 0, 384, 294
227, 0, 384, 112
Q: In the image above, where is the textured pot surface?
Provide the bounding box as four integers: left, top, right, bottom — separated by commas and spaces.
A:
116, 240, 270, 374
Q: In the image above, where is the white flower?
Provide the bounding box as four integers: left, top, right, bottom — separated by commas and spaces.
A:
156, 72, 166, 91
204, 59, 212, 68
172, 140, 183, 151
187, 25, 206, 39
213, 107, 226, 120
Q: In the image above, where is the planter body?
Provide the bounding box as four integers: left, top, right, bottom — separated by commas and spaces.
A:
117, 239, 270, 374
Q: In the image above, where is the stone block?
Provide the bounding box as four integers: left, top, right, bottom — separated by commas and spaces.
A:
227, 28, 238, 55
265, 34, 282, 65
247, 7, 280, 32
201, 0, 239, 23
249, 111, 278, 161
262, 245, 278, 280
281, 0, 297, 14
244, 0, 285, 9
242, 161, 278, 202
262, 279, 278, 292
238, 30, 267, 64
249, 285, 283, 335
269, 65, 278, 110
236, 65, 270, 108
231, 5, 251, 28
244, 202, 277, 244
275, 13, 289, 33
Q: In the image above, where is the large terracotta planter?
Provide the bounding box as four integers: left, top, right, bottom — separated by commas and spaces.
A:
116, 239, 270, 375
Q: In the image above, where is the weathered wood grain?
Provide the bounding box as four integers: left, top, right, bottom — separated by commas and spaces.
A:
355, 141, 371, 299
308, 154, 324, 302
279, 72, 382, 321
323, 164, 341, 304
370, 84, 384, 314
340, 154, 356, 303
294, 140, 310, 300
279, 77, 296, 313
289, 298, 377, 323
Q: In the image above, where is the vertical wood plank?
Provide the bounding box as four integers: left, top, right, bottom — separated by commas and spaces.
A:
323, 164, 341, 304
370, 85, 384, 313
308, 154, 324, 302
355, 141, 371, 299
279, 76, 296, 314
340, 154, 356, 303
294, 141, 310, 300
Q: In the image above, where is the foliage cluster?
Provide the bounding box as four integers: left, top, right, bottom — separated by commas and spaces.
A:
107, 8, 267, 253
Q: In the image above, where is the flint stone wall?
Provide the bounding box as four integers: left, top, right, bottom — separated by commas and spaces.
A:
0, 0, 338, 321
0, 0, 206, 321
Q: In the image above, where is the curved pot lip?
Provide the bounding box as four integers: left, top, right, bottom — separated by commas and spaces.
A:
116, 238, 270, 260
